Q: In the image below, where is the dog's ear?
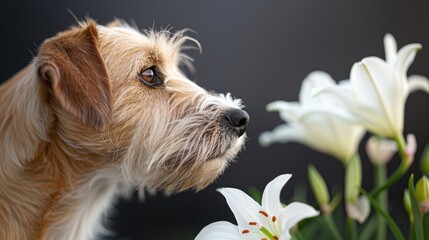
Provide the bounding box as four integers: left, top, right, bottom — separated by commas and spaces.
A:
37, 20, 112, 130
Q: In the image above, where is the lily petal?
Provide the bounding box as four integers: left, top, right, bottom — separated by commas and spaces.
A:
338, 79, 352, 88
294, 110, 355, 161
351, 58, 399, 136
384, 33, 397, 66
300, 71, 336, 105
217, 188, 263, 229
394, 43, 422, 78
279, 202, 319, 240
407, 75, 429, 94
266, 101, 295, 112
261, 174, 292, 218
259, 124, 306, 147
195, 221, 241, 240
297, 105, 359, 124
266, 101, 301, 123
294, 105, 365, 162
312, 84, 355, 111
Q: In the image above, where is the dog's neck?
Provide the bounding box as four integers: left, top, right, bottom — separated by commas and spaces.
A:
0, 65, 120, 240
0, 65, 49, 174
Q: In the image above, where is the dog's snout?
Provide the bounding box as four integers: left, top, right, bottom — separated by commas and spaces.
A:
223, 109, 249, 137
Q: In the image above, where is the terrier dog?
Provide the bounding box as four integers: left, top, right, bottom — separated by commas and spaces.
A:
0, 19, 248, 240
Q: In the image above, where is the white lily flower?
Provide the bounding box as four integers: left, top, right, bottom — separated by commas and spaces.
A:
195, 174, 319, 240
316, 34, 429, 138
385, 34, 429, 94
259, 72, 365, 163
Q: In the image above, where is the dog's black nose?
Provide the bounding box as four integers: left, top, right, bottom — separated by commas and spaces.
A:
223, 109, 249, 137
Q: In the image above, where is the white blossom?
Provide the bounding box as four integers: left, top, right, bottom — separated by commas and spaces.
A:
195, 174, 319, 240
259, 71, 365, 163
315, 34, 428, 138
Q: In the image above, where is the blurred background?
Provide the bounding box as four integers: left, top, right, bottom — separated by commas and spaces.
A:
1, 1, 428, 239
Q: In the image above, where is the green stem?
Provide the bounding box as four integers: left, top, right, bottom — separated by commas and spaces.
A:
409, 222, 415, 240
347, 218, 358, 240
359, 216, 378, 240
370, 135, 410, 197
423, 214, 429, 239
374, 164, 387, 240
408, 175, 424, 240
323, 214, 342, 240
409, 207, 429, 239
361, 188, 405, 240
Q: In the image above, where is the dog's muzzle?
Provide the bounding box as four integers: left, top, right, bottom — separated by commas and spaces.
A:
222, 108, 249, 137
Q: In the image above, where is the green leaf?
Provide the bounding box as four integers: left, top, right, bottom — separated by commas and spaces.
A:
408, 174, 424, 240
423, 214, 429, 238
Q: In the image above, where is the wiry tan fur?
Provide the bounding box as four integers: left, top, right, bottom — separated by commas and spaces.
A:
0, 19, 246, 240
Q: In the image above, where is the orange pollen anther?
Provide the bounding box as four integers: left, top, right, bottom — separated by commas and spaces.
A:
242, 230, 250, 234
261, 238, 269, 240
259, 210, 269, 217
274, 236, 279, 240
249, 221, 258, 226
272, 216, 277, 222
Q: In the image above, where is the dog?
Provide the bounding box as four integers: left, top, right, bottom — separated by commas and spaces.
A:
0, 19, 249, 240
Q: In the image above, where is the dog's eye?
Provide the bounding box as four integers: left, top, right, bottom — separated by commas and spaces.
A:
141, 68, 155, 82
138, 67, 163, 87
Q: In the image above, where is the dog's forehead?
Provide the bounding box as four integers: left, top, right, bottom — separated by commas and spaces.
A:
97, 24, 192, 70
98, 25, 163, 64
96, 23, 202, 92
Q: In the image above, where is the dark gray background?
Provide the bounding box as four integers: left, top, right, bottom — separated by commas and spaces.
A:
1, 1, 428, 239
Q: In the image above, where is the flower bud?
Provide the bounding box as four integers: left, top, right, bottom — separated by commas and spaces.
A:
308, 165, 330, 213
366, 136, 396, 166
415, 176, 429, 214
405, 134, 417, 167
346, 196, 370, 223
420, 143, 429, 176
345, 155, 362, 203
403, 190, 413, 222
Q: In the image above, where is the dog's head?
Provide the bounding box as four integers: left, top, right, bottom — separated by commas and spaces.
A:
35, 20, 248, 194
